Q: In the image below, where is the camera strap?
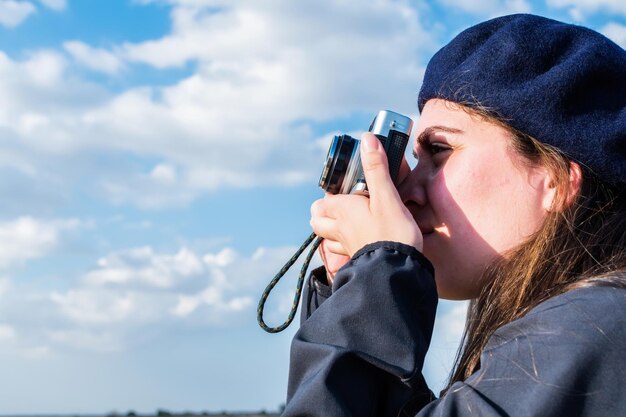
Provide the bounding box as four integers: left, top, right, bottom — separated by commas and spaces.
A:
257, 232, 322, 333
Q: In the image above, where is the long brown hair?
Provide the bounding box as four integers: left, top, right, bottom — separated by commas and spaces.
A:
445, 105, 626, 389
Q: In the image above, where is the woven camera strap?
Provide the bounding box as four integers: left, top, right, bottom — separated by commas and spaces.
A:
257, 232, 323, 333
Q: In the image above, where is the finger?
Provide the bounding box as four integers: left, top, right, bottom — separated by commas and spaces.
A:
315, 193, 360, 219
310, 198, 325, 217
319, 245, 350, 286
321, 238, 349, 256
360, 132, 403, 204
310, 216, 340, 241
319, 240, 351, 283
310, 197, 339, 219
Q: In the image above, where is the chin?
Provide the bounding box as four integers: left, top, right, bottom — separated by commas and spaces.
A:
435, 278, 479, 301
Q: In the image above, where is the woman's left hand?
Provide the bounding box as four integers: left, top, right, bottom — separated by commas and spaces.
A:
310, 133, 423, 257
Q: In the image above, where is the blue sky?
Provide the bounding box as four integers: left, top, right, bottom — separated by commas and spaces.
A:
0, 0, 625, 414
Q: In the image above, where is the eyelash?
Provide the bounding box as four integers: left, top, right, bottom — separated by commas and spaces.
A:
416, 137, 451, 158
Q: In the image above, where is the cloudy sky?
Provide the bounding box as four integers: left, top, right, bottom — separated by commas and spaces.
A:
0, 0, 624, 414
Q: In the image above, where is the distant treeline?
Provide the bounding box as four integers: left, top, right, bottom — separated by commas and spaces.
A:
0, 410, 282, 417
105, 410, 281, 417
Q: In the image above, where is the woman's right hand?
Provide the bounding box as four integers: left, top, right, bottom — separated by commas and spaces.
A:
314, 142, 414, 286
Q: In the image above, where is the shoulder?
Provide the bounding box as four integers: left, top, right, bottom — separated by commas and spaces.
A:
465, 284, 626, 411
481, 283, 626, 385
435, 283, 626, 416
488, 284, 626, 352
531, 282, 626, 320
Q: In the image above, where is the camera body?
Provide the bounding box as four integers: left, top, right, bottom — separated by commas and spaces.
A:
319, 110, 413, 195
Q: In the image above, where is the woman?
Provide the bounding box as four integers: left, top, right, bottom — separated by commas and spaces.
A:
283, 14, 626, 417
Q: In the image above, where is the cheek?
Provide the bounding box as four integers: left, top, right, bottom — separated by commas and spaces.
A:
422, 172, 495, 298
440, 158, 545, 254
428, 162, 491, 232
424, 161, 532, 299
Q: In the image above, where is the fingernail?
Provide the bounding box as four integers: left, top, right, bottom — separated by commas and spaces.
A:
362, 134, 380, 153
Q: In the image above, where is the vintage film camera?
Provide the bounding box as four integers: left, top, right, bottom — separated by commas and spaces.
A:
319, 110, 413, 195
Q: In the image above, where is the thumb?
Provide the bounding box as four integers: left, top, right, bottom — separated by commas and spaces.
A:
360, 132, 402, 204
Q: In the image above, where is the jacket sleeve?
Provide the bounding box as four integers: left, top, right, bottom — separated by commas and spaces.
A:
299, 266, 332, 325
284, 241, 438, 417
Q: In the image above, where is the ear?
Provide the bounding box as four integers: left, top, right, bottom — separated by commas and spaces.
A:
541, 161, 583, 212
563, 161, 583, 208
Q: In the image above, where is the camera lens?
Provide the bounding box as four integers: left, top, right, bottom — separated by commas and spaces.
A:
319, 134, 358, 194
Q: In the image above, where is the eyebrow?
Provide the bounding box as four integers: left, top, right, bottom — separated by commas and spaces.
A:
417, 125, 464, 143
413, 125, 464, 159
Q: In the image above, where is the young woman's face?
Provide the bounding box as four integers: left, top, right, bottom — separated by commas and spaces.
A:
398, 99, 551, 300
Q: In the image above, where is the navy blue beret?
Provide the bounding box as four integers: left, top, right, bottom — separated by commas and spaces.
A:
418, 14, 626, 184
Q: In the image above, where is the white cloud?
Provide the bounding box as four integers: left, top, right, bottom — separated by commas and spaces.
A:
21, 50, 67, 87
63, 41, 125, 75
0, 320, 50, 358
437, 0, 531, 17
30, 242, 302, 351
547, 0, 626, 17
171, 287, 252, 317
0, 276, 11, 295
0, 324, 16, 340
170, 245, 299, 322
38, 0, 65, 10
21, 345, 50, 358
0, 50, 107, 150
50, 289, 136, 324
0, 0, 36, 28
47, 329, 125, 352
602, 22, 626, 47
203, 247, 237, 267
0, 217, 81, 270
0, 0, 433, 209
566, 7, 585, 22
85, 246, 203, 288
150, 163, 177, 184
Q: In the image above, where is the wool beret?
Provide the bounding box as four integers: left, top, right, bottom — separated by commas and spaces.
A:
418, 14, 626, 185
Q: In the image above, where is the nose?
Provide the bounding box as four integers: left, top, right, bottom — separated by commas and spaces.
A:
398, 162, 427, 207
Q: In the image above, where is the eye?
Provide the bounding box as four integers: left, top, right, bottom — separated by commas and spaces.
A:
425, 141, 450, 155
418, 136, 451, 157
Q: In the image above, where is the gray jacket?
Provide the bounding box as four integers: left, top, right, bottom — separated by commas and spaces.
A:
284, 241, 626, 416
